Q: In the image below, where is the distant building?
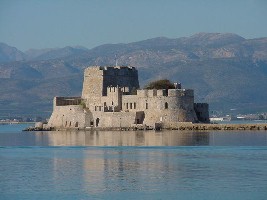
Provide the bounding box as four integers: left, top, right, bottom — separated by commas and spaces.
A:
47, 66, 209, 129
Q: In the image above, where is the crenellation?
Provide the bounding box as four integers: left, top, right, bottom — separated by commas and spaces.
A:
47, 65, 209, 129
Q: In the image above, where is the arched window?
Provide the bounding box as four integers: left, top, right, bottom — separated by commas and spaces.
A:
165, 102, 168, 109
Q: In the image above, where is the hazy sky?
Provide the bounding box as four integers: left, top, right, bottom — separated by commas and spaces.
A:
1, 0, 267, 51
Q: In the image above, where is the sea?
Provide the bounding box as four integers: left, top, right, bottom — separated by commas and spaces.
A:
0, 123, 267, 200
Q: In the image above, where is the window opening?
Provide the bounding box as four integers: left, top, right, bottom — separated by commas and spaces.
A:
165, 102, 168, 109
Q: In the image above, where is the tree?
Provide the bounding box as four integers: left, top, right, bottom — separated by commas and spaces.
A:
144, 79, 175, 90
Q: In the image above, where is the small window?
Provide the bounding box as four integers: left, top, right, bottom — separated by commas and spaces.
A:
146, 103, 148, 109
165, 102, 168, 109
95, 106, 97, 111
75, 122, 78, 127
69, 121, 71, 127
126, 103, 128, 109
130, 103, 132, 109
134, 102, 136, 109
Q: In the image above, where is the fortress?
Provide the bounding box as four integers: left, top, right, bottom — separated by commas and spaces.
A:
47, 66, 209, 130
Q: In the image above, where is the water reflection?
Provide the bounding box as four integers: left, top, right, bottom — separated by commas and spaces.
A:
1, 126, 267, 146
82, 149, 183, 194
79, 146, 267, 196
34, 130, 209, 146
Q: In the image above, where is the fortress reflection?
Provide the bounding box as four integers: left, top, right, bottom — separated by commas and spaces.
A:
34, 130, 209, 146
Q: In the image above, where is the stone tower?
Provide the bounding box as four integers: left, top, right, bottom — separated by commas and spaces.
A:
82, 66, 139, 97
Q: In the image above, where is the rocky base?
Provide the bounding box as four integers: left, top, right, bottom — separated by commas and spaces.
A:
23, 126, 54, 131
23, 123, 267, 132
166, 123, 267, 131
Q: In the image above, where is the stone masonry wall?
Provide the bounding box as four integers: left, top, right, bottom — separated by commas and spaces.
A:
82, 67, 104, 110
82, 66, 139, 112
48, 104, 92, 129
48, 66, 209, 130
90, 111, 137, 128
121, 88, 198, 127
194, 103, 210, 123
102, 66, 139, 95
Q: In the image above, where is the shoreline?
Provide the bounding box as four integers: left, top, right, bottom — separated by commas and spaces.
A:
0, 122, 35, 125
23, 123, 267, 131
168, 123, 267, 131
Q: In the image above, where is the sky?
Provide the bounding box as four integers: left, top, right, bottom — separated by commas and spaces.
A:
0, 0, 267, 51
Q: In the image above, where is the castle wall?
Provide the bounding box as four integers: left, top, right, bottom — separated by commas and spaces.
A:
121, 88, 198, 128
82, 67, 104, 109
90, 112, 137, 128
82, 66, 139, 111
88, 86, 123, 112
194, 103, 210, 123
47, 105, 92, 129
47, 66, 209, 130
102, 66, 139, 95
82, 66, 139, 99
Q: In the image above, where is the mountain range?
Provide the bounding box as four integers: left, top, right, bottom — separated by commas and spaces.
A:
1, 32, 267, 118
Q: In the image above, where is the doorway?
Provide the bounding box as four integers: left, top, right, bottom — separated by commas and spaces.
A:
96, 118, 100, 127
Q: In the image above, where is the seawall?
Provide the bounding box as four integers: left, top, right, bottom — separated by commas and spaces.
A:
24, 122, 267, 131
166, 123, 267, 131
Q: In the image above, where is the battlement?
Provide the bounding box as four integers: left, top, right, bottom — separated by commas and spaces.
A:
85, 66, 137, 75
136, 89, 194, 97
88, 65, 137, 70
82, 66, 139, 99
48, 65, 209, 130
107, 86, 129, 94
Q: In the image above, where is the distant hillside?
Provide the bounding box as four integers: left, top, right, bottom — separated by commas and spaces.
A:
1, 32, 267, 118
0, 43, 25, 63
24, 46, 89, 61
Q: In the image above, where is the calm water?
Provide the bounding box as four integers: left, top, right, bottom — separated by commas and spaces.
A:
1, 124, 267, 200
